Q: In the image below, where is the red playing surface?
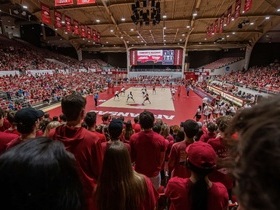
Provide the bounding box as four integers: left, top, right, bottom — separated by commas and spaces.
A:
47, 87, 202, 126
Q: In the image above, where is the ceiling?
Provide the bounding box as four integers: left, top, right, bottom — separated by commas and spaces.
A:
1, 0, 280, 52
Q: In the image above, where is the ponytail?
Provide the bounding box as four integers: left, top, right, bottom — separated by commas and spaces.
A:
187, 162, 213, 210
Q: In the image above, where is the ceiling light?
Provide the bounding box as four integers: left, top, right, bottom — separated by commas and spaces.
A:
226, 35, 230, 37
163, 35, 166, 37
55, 28, 58, 31
61, 21, 65, 24
277, 9, 280, 12
164, 43, 166, 45
120, 36, 123, 39
182, 34, 185, 36
224, 23, 227, 27
141, 40, 144, 43
130, 28, 134, 31
186, 25, 190, 29
127, 41, 129, 43
132, 44, 134, 46
179, 39, 182, 41
163, 15, 167, 19
193, 12, 198, 17
164, 39, 166, 42
88, 40, 90, 42
96, 19, 100, 23
106, 41, 108, 43
114, 45, 116, 47
232, 32, 236, 34
222, 37, 225, 40
265, 16, 270, 20
22, 5, 28, 9
137, 36, 140, 38
204, 38, 207, 40
110, 29, 114, 32
242, 11, 245, 14
121, 17, 125, 21
199, 42, 202, 44
250, 22, 254, 25
163, 26, 166, 30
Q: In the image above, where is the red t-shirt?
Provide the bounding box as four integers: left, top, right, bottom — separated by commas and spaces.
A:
130, 130, 167, 177
0, 132, 18, 154
199, 132, 216, 142
166, 177, 228, 210
89, 130, 106, 143
4, 128, 20, 136
208, 137, 228, 158
168, 141, 192, 178
49, 125, 103, 210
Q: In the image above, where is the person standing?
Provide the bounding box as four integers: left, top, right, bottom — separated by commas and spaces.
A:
94, 92, 99, 107
94, 141, 159, 210
142, 93, 151, 105
48, 92, 103, 210
126, 91, 135, 103
130, 111, 167, 190
166, 141, 228, 210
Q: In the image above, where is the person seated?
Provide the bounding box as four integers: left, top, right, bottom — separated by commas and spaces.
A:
0, 137, 85, 210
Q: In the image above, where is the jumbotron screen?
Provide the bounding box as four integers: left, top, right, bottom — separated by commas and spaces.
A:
130, 49, 183, 66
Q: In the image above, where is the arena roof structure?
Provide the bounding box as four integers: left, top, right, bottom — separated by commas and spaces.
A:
1, 0, 280, 52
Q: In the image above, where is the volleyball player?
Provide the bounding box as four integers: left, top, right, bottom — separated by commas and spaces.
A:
142, 93, 151, 105
152, 84, 156, 94
120, 86, 125, 96
114, 90, 120, 100
126, 91, 135, 103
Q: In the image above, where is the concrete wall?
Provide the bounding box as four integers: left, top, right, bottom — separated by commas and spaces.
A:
209, 59, 245, 76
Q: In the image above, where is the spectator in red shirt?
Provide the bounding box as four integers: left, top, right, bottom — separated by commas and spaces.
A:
166, 141, 228, 210
130, 110, 167, 190
132, 116, 141, 133
94, 141, 158, 210
84, 111, 106, 143
4, 111, 20, 136
199, 122, 217, 142
0, 137, 85, 210
48, 92, 103, 210
6, 107, 44, 150
0, 108, 18, 154
168, 120, 199, 178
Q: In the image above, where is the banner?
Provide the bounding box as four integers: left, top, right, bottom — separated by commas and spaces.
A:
219, 14, 224, 33
65, 15, 72, 32
73, 20, 79, 35
41, 3, 51, 25
87, 27, 92, 39
97, 32, 101, 43
244, 0, 253, 12
234, 0, 241, 19
77, 0, 96, 5
214, 19, 219, 34
80, 25, 86, 37
92, 30, 97, 42
55, 0, 73, 6
227, 5, 232, 25
54, 11, 62, 28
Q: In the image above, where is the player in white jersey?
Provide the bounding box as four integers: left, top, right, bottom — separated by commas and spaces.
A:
120, 86, 125, 96
171, 88, 176, 100
114, 90, 120, 100
126, 91, 135, 103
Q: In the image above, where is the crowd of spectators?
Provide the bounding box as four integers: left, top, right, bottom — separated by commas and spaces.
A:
214, 65, 280, 94
0, 92, 279, 210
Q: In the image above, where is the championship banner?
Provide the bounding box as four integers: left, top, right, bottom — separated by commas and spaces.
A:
87, 27, 92, 39
54, 11, 62, 28
65, 15, 72, 32
234, 0, 241, 19
55, 0, 73, 6
80, 25, 86, 37
97, 32, 101, 43
227, 5, 232, 25
77, 0, 96, 5
244, 0, 253, 12
73, 20, 79, 35
214, 19, 219, 34
92, 30, 97, 42
41, 3, 51, 25
219, 14, 224, 33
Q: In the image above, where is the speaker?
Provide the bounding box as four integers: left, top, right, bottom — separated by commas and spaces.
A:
151, 0, 155, 7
